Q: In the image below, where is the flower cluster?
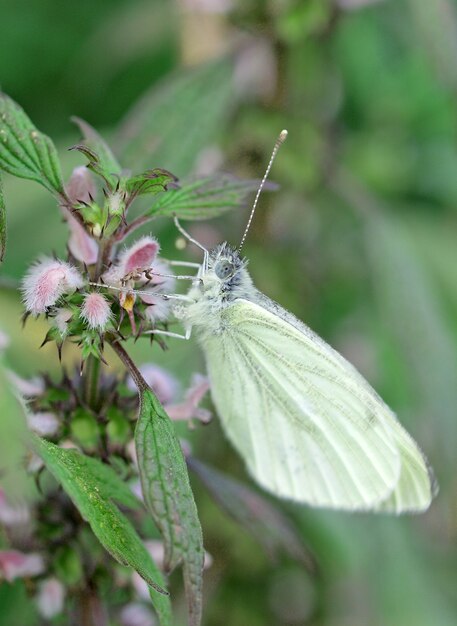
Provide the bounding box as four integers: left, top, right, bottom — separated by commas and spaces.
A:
20, 167, 182, 361
1, 349, 212, 622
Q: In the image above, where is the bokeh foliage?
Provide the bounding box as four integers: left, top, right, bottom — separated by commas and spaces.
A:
1, 0, 457, 624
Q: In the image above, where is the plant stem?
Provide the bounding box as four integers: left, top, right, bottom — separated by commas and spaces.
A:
72, 587, 108, 626
107, 336, 148, 392
83, 354, 101, 410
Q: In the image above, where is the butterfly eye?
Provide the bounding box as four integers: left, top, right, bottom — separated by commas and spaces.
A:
215, 260, 234, 279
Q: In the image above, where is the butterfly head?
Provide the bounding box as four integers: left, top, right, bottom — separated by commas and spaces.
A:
202, 243, 253, 300
210, 243, 246, 279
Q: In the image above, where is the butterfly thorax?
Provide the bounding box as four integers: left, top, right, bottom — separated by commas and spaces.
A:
175, 243, 257, 339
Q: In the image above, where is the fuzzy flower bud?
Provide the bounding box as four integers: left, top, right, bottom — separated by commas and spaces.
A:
102, 236, 159, 285
0, 550, 45, 582
81, 293, 112, 330
35, 578, 65, 619
22, 258, 84, 314
27, 412, 60, 437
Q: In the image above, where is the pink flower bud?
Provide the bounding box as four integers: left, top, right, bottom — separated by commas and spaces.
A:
35, 577, 65, 619
62, 166, 99, 265
0, 550, 44, 582
127, 364, 178, 404
122, 236, 159, 275
66, 166, 97, 205
22, 258, 84, 314
27, 412, 60, 437
81, 292, 112, 330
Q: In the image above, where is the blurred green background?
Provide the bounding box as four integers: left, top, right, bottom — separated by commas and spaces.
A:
1, 0, 457, 624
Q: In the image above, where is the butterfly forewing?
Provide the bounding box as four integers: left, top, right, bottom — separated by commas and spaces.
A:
201, 298, 433, 512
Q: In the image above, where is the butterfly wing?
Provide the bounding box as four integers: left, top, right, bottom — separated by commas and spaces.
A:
201, 298, 434, 512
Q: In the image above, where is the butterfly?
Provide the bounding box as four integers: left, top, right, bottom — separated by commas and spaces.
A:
112, 131, 437, 513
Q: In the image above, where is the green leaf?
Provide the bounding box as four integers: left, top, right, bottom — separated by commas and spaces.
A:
0, 92, 64, 194
136, 389, 204, 626
71, 117, 123, 189
147, 174, 271, 220
125, 168, 178, 197
188, 457, 315, 570
34, 438, 172, 625
116, 59, 234, 176
0, 174, 5, 262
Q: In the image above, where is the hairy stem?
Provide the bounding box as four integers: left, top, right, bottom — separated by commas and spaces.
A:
107, 336, 148, 392
83, 355, 101, 410
114, 214, 152, 242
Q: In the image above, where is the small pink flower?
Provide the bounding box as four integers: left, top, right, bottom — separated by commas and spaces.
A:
27, 412, 60, 437
35, 577, 65, 619
62, 166, 99, 264
127, 364, 179, 404
103, 236, 159, 284
81, 292, 112, 330
166, 374, 212, 424
0, 550, 44, 582
22, 258, 84, 314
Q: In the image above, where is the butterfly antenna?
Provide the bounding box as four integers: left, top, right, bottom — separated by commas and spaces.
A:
238, 129, 288, 252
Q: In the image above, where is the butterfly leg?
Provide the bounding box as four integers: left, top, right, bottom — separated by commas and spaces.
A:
144, 326, 192, 341
166, 260, 201, 269
173, 217, 209, 273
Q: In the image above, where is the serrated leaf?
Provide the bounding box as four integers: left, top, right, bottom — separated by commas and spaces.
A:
147, 174, 273, 220
34, 438, 171, 625
136, 390, 204, 626
188, 457, 314, 570
71, 452, 141, 510
0, 92, 64, 194
71, 117, 122, 189
0, 174, 5, 262
125, 168, 178, 197
116, 60, 234, 176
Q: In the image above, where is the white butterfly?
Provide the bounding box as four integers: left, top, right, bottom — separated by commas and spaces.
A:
110, 131, 437, 513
